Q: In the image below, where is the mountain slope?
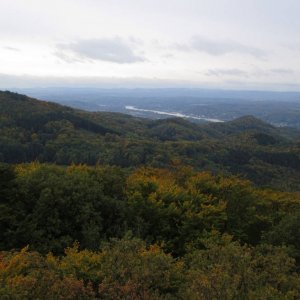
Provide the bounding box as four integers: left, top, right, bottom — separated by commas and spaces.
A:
1, 90, 300, 191
0, 91, 116, 135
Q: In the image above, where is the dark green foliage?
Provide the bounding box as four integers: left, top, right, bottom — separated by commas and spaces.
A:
0, 163, 17, 242
1, 91, 300, 191
264, 209, 300, 263
0, 164, 127, 253
1, 163, 299, 259
1, 91, 300, 298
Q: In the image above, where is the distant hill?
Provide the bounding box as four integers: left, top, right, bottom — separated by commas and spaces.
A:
1, 90, 300, 191
15, 87, 300, 129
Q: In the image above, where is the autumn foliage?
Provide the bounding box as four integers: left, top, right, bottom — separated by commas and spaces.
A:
1, 163, 300, 298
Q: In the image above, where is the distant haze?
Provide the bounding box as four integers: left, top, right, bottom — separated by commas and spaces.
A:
13, 87, 300, 129
0, 0, 300, 91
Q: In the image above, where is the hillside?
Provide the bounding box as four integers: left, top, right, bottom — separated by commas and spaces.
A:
1, 90, 300, 191
1, 163, 300, 299
1, 91, 300, 299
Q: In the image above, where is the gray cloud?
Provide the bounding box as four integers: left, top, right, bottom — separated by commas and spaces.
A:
162, 53, 175, 59
0, 73, 195, 89
176, 36, 267, 59
270, 68, 294, 75
56, 38, 145, 64
204, 68, 295, 79
0, 73, 299, 91
3, 46, 20, 52
286, 43, 300, 51
54, 50, 85, 64
205, 68, 249, 77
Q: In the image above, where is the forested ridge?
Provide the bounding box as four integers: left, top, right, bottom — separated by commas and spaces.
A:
1, 91, 300, 299
1, 91, 300, 191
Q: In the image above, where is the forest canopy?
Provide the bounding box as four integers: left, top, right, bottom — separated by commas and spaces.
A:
1, 92, 300, 298
1, 91, 300, 191
1, 162, 300, 298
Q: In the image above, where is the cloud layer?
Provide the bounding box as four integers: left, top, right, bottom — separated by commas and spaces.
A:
204, 68, 295, 78
176, 36, 267, 59
56, 38, 145, 64
0, 1, 299, 90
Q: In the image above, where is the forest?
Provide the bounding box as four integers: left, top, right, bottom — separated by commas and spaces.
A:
1, 91, 300, 299
1, 91, 300, 191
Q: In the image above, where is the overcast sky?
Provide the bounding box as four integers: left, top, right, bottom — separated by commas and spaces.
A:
0, 0, 300, 90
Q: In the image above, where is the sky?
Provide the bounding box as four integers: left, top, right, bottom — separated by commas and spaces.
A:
0, 0, 300, 90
